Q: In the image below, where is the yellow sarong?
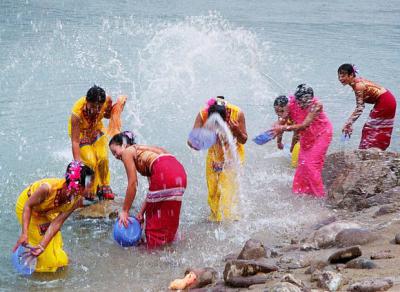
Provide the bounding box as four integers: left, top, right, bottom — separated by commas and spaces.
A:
15, 178, 79, 272
201, 103, 245, 221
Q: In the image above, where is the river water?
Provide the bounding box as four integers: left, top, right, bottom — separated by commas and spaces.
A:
0, 0, 399, 290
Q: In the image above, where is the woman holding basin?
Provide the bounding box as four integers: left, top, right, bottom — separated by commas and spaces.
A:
109, 131, 187, 249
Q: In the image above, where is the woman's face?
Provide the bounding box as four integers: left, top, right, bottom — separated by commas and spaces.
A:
110, 143, 124, 160
86, 101, 103, 115
338, 72, 354, 85
274, 105, 288, 119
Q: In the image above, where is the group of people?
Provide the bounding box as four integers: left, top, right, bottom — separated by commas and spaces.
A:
13, 63, 397, 273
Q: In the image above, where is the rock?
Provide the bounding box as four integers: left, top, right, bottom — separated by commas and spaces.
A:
314, 271, 343, 292
328, 246, 362, 264
323, 149, 400, 211
223, 260, 278, 281
395, 233, 400, 244
334, 228, 378, 247
310, 221, 361, 248
311, 216, 337, 230
224, 274, 268, 288
347, 277, 393, 292
373, 205, 398, 217
184, 267, 218, 288
305, 260, 328, 274
370, 250, 394, 260
75, 199, 121, 219
265, 282, 303, 292
280, 274, 307, 290
278, 253, 310, 269
345, 258, 378, 269
238, 239, 268, 260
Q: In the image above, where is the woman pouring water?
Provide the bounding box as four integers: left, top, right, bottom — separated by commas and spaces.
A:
188, 96, 247, 221
109, 131, 187, 249
274, 85, 332, 197
12, 161, 94, 273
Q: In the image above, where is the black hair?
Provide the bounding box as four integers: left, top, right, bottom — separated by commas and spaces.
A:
109, 131, 136, 147
273, 95, 288, 107
294, 84, 314, 100
65, 162, 94, 186
86, 85, 106, 103
338, 63, 356, 77
208, 96, 227, 121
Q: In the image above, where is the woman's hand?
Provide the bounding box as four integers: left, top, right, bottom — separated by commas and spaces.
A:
12, 233, 29, 252
118, 210, 133, 228
29, 244, 45, 257
277, 141, 284, 150
273, 124, 285, 136
342, 123, 353, 137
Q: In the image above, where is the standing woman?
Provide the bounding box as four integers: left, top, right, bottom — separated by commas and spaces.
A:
109, 131, 187, 249
274, 84, 333, 197
69, 85, 115, 200
338, 64, 397, 150
13, 161, 94, 272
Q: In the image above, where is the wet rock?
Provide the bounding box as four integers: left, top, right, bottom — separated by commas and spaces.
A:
278, 253, 310, 270
238, 239, 268, 260
75, 199, 121, 219
280, 274, 307, 290
310, 221, 361, 248
334, 228, 378, 247
311, 216, 337, 230
347, 277, 393, 292
185, 267, 218, 288
223, 260, 278, 281
345, 258, 377, 269
328, 246, 362, 264
314, 271, 343, 292
323, 149, 400, 211
395, 233, 400, 244
373, 205, 398, 217
265, 282, 303, 292
304, 260, 328, 274
224, 274, 268, 288
370, 250, 394, 260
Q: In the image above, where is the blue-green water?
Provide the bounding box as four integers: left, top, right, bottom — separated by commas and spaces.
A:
0, 0, 398, 290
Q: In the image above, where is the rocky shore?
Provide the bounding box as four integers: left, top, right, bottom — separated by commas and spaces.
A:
76, 149, 400, 291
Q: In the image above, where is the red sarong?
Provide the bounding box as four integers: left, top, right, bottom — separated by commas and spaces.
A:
145, 155, 187, 249
359, 91, 396, 150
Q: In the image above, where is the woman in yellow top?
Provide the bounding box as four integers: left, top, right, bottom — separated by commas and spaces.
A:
12, 161, 94, 272
69, 85, 114, 200
188, 96, 247, 222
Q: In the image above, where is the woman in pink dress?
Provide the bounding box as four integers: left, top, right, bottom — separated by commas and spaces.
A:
274, 84, 333, 197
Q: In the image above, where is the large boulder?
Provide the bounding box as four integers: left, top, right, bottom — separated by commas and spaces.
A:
323, 149, 400, 211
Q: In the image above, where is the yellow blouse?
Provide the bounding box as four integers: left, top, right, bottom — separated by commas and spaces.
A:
17, 178, 80, 218
200, 102, 245, 164
68, 96, 109, 138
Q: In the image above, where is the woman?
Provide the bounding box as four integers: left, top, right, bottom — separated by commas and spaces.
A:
188, 96, 247, 222
69, 85, 114, 200
109, 131, 187, 249
338, 63, 397, 150
273, 95, 300, 168
13, 161, 94, 272
274, 84, 332, 197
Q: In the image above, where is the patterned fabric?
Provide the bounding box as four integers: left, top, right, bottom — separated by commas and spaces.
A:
359, 91, 396, 150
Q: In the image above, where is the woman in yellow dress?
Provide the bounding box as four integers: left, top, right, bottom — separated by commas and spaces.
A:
188, 96, 247, 222
69, 85, 115, 200
12, 161, 94, 272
